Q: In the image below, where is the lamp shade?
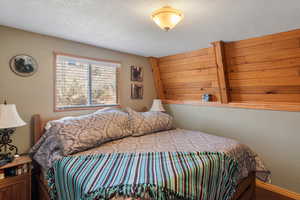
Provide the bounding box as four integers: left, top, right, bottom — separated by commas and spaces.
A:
150, 99, 165, 112
0, 104, 26, 129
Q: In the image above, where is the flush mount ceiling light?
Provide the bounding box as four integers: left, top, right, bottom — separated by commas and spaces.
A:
151, 6, 184, 31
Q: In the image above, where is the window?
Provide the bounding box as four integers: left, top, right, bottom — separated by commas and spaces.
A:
54, 53, 120, 111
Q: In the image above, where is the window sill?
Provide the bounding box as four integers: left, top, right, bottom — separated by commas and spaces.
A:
54, 104, 120, 112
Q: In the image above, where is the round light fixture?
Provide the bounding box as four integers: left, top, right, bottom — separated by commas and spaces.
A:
151, 6, 184, 31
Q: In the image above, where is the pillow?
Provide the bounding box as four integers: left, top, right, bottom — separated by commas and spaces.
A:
48, 108, 131, 155
45, 107, 121, 130
126, 107, 173, 136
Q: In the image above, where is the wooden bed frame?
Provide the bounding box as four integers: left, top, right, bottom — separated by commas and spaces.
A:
31, 114, 256, 200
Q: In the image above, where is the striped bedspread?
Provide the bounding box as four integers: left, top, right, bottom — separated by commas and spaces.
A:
47, 152, 239, 200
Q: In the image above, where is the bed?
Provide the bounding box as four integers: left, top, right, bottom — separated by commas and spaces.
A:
30, 109, 269, 200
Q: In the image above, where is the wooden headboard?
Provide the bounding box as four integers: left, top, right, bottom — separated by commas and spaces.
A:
32, 114, 58, 144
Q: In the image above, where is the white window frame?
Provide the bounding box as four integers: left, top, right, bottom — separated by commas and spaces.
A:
53, 52, 120, 112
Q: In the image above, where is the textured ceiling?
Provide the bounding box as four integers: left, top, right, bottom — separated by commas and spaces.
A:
1, 0, 300, 57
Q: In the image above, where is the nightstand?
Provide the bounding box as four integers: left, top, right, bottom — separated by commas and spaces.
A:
0, 155, 32, 200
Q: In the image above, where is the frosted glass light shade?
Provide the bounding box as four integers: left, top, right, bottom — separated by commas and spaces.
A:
0, 104, 26, 129
150, 99, 165, 112
151, 6, 184, 31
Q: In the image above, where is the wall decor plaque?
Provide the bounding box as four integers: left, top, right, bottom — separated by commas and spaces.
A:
10, 54, 38, 77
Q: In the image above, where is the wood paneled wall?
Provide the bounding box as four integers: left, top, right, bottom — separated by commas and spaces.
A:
225, 29, 300, 104
149, 29, 300, 111
152, 48, 220, 102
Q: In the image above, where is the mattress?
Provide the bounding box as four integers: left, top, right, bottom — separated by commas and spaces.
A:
34, 128, 269, 183
36, 128, 270, 200
73, 128, 270, 182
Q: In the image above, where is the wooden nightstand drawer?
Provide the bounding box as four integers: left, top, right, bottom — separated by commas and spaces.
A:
0, 156, 32, 200
0, 174, 30, 200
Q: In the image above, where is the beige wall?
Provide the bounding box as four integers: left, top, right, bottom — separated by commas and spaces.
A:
1, 25, 299, 193
166, 104, 300, 193
0, 26, 156, 153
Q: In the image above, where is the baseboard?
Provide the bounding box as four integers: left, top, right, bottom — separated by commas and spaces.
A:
256, 179, 300, 200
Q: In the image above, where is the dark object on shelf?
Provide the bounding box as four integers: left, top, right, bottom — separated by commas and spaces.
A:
4, 166, 17, 177
202, 94, 212, 102
0, 153, 14, 167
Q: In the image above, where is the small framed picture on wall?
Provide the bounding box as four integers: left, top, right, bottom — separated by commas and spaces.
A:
131, 66, 143, 82
131, 83, 143, 99
9, 54, 38, 77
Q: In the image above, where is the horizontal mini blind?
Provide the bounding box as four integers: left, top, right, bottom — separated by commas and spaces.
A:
55, 54, 120, 110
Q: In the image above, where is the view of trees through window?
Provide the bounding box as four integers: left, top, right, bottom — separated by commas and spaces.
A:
55, 55, 118, 110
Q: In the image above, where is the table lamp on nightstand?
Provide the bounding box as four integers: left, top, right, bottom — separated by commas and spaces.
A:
0, 101, 26, 161
150, 99, 166, 112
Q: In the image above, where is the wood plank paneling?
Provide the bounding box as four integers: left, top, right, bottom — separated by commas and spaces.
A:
230, 86, 300, 94
229, 48, 300, 66
157, 47, 221, 102
161, 68, 217, 80
225, 29, 300, 49
226, 38, 300, 57
229, 67, 300, 80
212, 41, 230, 103
160, 55, 211, 66
229, 77, 300, 87
159, 58, 215, 73
225, 29, 300, 104
159, 48, 209, 62
165, 87, 220, 95
149, 57, 165, 99
228, 57, 300, 73
231, 93, 300, 103
163, 81, 218, 89
162, 74, 218, 84
151, 28, 300, 111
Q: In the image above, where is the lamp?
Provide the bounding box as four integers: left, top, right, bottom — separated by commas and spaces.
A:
151, 6, 184, 31
150, 99, 166, 112
0, 103, 26, 157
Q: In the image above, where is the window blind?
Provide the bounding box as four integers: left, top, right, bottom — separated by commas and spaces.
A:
55, 55, 120, 110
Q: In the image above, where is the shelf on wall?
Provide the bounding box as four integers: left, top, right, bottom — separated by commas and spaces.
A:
162, 99, 300, 112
